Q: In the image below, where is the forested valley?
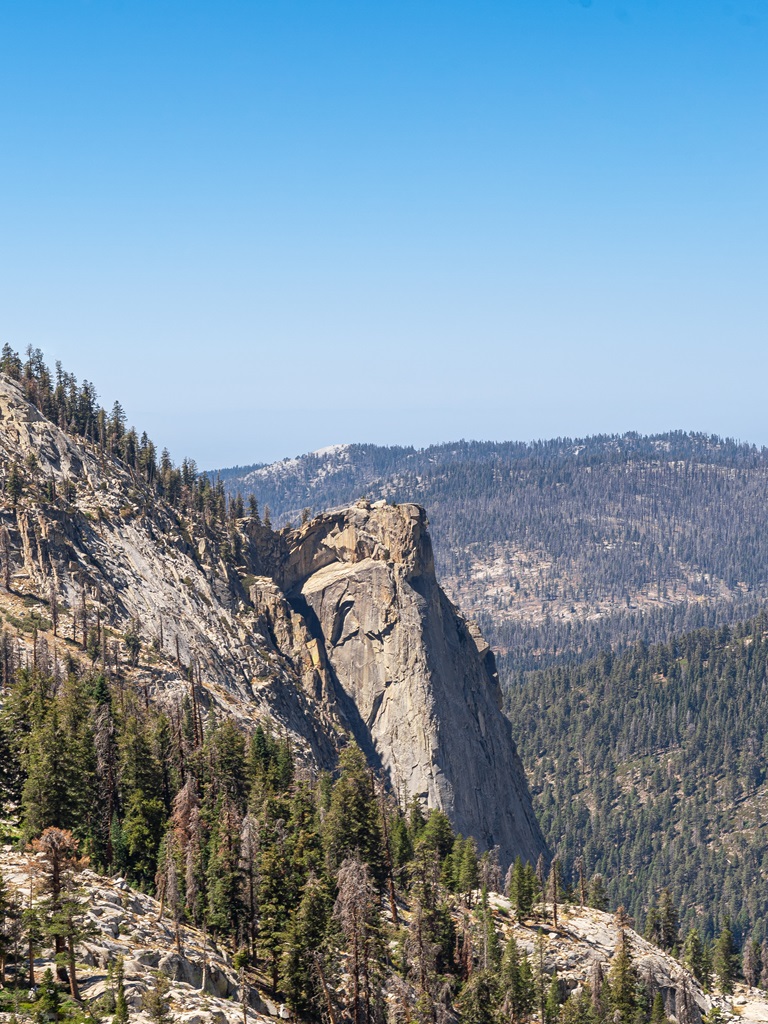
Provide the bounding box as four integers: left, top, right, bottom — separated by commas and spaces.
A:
506, 613, 768, 947
1, 344, 767, 1022
0, 653, 699, 1024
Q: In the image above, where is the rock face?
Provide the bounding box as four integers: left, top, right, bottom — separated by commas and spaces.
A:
275, 501, 546, 867
0, 373, 545, 866
0, 846, 278, 1024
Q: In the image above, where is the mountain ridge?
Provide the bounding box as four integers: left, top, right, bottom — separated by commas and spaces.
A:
0, 366, 544, 867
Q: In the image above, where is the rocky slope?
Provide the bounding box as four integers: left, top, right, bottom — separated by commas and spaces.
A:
272, 501, 544, 864
3, 841, 762, 1024
0, 844, 287, 1023
0, 373, 544, 866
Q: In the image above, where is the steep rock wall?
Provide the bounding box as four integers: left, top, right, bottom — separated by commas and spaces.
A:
279, 501, 547, 867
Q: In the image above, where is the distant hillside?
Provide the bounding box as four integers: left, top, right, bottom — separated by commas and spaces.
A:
214, 434, 768, 668
506, 613, 768, 944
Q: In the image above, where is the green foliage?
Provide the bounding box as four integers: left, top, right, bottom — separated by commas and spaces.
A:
682, 928, 708, 989
607, 931, 639, 1023
323, 744, 384, 879
507, 616, 768, 941
140, 973, 172, 1024
499, 935, 535, 1021
36, 967, 61, 1024
712, 923, 738, 994
113, 957, 129, 1024
456, 969, 497, 1023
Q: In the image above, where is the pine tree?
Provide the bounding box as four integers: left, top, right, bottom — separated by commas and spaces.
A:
35, 967, 61, 1024
547, 857, 561, 929
333, 855, 383, 1024
650, 991, 669, 1023
155, 833, 182, 954
499, 936, 535, 1023
608, 929, 638, 1022
113, 956, 129, 1024
206, 796, 242, 938
29, 827, 91, 998
587, 873, 608, 911
141, 972, 173, 1024
683, 927, 708, 988
713, 923, 738, 995
743, 938, 761, 988
458, 838, 480, 908
280, 876, 332, 1019
544, 971, 561, 1024
323, 744, 383, 881
456, 970, 498, 1024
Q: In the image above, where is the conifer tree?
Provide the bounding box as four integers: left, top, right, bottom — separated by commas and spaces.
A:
650, 991, 669, 1023
744, 937, 761, 988
608, 929, 638, 1022
457, 838, 479, 908
280, 875, 332, 1019
683, 927, 708, 988
499, 935, 535, 1023
141, 972, 173, 1024
113, 956, 129, 1024
587, 872, 609, 911
323, 744, 383, 881
206, 796, 242, 938
333, 855, 383, 1024
36, 967, 61, 1024
456, 969, 498, 1024
29, 828, 90, 998
713, 923, 738, 994
544, 971, 561, 1024
155, 833, 182, 954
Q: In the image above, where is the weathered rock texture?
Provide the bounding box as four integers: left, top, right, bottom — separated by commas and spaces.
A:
0, 845, 281, 1024
276, 502, 546, 866
0, 373, 545, 866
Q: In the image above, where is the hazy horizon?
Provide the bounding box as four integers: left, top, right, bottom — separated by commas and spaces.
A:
1, 1, 765, 465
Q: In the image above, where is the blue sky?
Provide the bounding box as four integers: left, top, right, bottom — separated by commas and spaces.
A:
0, 1, 766, 467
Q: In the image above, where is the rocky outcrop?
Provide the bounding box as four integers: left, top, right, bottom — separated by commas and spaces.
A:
0, 846, 280, 1024
276, 501, 547, 867
0, 374, 544, 865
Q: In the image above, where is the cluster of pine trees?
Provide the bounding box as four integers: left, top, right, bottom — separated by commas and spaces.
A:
0, 653, 515, 1021
0, 344, 260, 536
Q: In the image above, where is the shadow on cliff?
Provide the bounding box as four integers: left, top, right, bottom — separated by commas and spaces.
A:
285, 590, 386, 777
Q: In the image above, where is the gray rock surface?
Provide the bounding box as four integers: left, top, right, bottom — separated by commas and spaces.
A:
278, 501, 547, 867
0, 374, 545, 864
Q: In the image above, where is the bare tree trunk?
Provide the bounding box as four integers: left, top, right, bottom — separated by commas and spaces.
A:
67, 935, 79, 1000
315, 957, 338, 1024
200, 924, 208, 993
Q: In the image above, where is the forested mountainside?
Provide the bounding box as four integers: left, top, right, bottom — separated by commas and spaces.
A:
215, 436, 768, 670
506, 613, 768, 948
0, 655, 752, 1024
0, 345, 543, 866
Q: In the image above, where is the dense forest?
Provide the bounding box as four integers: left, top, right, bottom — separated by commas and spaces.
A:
506, 613, 768, 949
0, 648, 713, 1024
214, 436, 768, 670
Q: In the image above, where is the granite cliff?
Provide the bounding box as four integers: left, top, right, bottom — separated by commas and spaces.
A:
0, 372, 545, 866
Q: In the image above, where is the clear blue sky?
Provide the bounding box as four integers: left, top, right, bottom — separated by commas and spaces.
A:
0, 1, 766, 467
